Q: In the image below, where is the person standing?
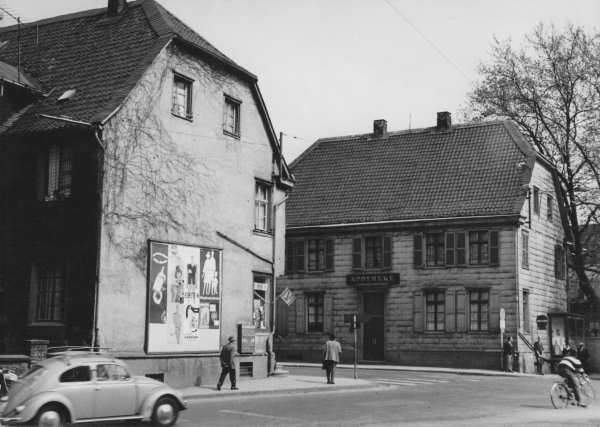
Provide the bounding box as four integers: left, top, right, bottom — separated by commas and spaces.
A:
577, 342, 590, 373
503, 336, 514, 373
324, 334, 342, 384
533, 336, 545, 375
562, 342, 572, 357
558, 349, 588, 407
217, 335, 238, 391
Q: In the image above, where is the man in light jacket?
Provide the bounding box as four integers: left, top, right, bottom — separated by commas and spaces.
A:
324, 334, 342, 384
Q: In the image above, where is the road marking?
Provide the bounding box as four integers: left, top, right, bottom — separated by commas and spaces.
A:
462, 378, 481, 382
373, 379, 423, 386
220, 410, 295, 421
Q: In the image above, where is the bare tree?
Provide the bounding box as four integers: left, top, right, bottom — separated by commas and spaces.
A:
463, 23, 600, 315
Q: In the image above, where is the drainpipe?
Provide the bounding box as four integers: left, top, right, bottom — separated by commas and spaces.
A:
91, 127, 105, 349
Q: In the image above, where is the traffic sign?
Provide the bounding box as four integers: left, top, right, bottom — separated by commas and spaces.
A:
500, 308, 505, 320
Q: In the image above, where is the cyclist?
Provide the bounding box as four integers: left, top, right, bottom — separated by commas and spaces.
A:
558, 349, 588, 407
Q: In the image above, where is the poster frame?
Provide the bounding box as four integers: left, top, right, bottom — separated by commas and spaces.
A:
144, 238, 224, 355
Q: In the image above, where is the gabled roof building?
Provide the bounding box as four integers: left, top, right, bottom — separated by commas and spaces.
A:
276, 113, 575, 373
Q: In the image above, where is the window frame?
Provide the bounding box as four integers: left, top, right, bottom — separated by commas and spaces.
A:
306, 293, 325, 333
547, 196, 553, 221
425, 233, 445, 267
253, 273, 272, 331
555, 245, 566, 280
171, 72, 194, 120
254, 181, 272, 233
533, 187, 540, 215
425, 290, 445, 332
522, 231, 529, 270
223, 95, 241, 138
39, 145, 73, 201
307, 239, 325, 271
469, 231, 489, 266
35, 261, 67, 323
469, 290, 489, 332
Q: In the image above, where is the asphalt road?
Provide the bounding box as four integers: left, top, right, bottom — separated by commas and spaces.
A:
176, 367, 600, 427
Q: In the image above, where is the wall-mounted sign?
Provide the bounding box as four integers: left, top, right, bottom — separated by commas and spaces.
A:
238, 324, 256, 354
346, 273, 400, 286
253, 282, 268, 292
146, 240, 222, 354
279, 287, 296, 306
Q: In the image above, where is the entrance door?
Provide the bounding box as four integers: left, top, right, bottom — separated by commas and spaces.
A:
363, 292, 385, 361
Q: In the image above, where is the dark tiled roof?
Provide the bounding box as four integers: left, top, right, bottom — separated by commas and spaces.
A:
287, 121, 537, 227
0, 0, 245, 134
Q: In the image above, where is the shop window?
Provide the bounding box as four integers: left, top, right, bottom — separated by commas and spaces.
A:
533, 187, 540, 215
523, 290, 530, 333
286, 238, 334, 272
547, 196, 553, 221
35, 262, 67, 322
555, 246, 566, 279
254, 182, 271, 232
38, 145, 73, 201
469, 290, 489, 331
253, 274, 271, 330
353, 236, 392, 270
426, 233, 445, 266
171, 73, 193, 120
522, 232, 529, 270
223, 95, 241, 137
426, 291, 445, 331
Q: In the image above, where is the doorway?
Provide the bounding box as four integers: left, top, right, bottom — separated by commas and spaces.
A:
362, 292, 385, 361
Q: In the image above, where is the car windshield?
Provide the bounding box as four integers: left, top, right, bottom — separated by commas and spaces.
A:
20, 365, 46, 381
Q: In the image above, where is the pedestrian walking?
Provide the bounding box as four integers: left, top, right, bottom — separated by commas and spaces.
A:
533, 336, 544, 375
503, 336, 513, 373
577, 342, 590, 373
324, 334, 342, 384
217, 335, 238, 391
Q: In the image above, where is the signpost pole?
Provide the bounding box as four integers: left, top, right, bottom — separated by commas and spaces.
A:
353, 314, 357, 380
500, 308, 506, 372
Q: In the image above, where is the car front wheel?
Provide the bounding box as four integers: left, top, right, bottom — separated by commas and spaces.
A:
34, 403, 68, 427
151, 397, 179, 427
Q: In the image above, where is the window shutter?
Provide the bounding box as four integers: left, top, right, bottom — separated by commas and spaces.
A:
285, 240, 295, 273
352, 238, 362, 270
490, 230, 499, 266
413, 233, 423, 268
561, 248, 566, 279
456, 232, 467, 266
413, 291, 424, 333
445, 232, 455, 267
276, 296, 288, 334
445, 291, 456, 332
295, 241, 305, 272
325, 239, 334, 271
490, 291, 500, 332
383, 236, 392, 269
295, 295, 305, 334
456, 290, 466, 332
324, 294, 333, 333
554, 246, 560, 278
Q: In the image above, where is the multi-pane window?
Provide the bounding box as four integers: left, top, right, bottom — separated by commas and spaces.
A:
223, 97, 241, 136
522, 232, 529, 269
307, 293, 324, 332
42, 145, 73, 201
426, 233, 445, 266
365, 236, 383, 269
37, 263, 66, 322
254, 183, 270, 231
533, 187, 540, 215
426, 291, 445, 331
308, 239, 325, 271
172, 74, 193, 119
547, 196, 553, 220
469, 231, 489, 265
469, 290, 489, 331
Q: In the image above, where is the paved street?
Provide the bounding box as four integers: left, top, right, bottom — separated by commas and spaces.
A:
177, 367, 600, 426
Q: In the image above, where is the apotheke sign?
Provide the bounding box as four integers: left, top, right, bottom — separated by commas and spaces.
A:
346, 273, 400, 285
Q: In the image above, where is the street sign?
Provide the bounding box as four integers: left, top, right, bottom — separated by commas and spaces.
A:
500, 308, 505, 320
279, 288, 296, 306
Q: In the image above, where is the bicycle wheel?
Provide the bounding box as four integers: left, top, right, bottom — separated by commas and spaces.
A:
580, 382, 595, 407
551, 382, 570, 409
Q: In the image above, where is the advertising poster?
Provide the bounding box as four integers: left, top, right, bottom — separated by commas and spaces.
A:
147, 240, 222, 354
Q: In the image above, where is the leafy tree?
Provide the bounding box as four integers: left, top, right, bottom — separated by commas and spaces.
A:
464, 23, 600, 315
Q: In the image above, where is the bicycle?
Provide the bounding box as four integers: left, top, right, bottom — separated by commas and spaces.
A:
550, 374, 595, 409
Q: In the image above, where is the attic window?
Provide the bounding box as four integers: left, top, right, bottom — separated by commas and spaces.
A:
57, 89, 77, 102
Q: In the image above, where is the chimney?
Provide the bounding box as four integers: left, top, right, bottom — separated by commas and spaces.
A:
373, 119, 387, 136
436, 111, 452, 131
107, 0, 128, 17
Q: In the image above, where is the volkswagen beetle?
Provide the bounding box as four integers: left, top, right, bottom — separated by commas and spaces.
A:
0, 352, 187, 426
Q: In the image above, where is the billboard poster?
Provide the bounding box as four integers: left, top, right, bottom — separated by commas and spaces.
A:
147, 240, 222, 354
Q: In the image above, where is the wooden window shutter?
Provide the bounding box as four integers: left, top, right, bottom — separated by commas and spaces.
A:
445, 290, 456, 332
445, 232, 455, 267
456, 232, 467, 266
561, 248, 566, 279
413, 291, 424, 333
295, 295, 305, 333
554, 246, 559, 278
285, 240, 295, 272
490, 290, 501, 332
352, 237, 362, 270
383, 236, 392, 269
413, 233, 423, 268
490, 230, 499, 266
295, 240, 305, 272
456, 290, 466, 332
325, 239, 334, 271
276, 296, 288, 334
324, 294, 333, 333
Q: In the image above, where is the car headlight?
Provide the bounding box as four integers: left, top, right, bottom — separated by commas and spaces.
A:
15, 405, 25, 414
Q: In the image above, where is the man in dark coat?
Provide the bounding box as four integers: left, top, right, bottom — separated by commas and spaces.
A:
533, 336, 545, 375
503, 336, 513, 373
577, 342, 590, 373
217, 335, 238, 391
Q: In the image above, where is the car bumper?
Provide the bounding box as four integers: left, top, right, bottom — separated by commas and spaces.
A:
0, 416, 23, 425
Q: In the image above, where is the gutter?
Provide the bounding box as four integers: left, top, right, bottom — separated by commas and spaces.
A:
91, 127, 105, 348
36, 114, 93, 127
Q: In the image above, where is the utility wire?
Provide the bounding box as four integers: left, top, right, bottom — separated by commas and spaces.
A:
281, 133, 314, 144
384, 0, 471, 83
0, 5, 34, 32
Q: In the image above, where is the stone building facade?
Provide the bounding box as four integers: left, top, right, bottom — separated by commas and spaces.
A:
276, 114, 570, 373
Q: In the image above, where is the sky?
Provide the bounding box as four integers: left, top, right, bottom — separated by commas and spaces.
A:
0, 0, 598, 162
